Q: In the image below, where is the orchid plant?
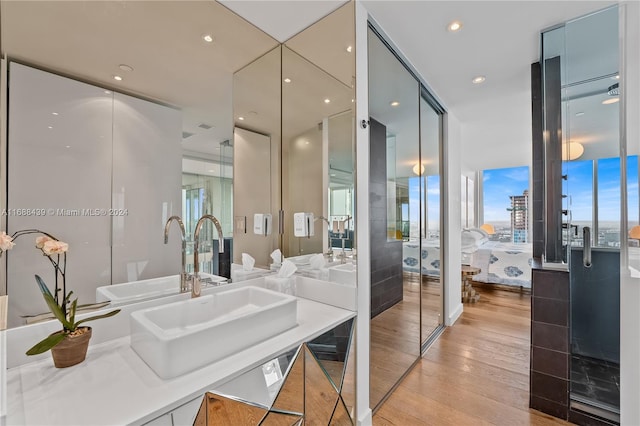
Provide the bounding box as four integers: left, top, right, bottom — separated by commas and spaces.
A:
0, 229, 120, 355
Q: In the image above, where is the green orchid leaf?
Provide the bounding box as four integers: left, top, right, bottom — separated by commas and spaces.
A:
34, 275, 74, 330
75, 309, 120, 327
34, 274, 53, 299
25, 332, 66, 356
68, 299, 78, 327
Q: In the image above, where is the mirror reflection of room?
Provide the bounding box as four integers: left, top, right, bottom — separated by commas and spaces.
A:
0, 1, 279, 327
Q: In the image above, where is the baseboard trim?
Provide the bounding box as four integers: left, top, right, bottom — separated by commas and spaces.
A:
447, 302, 463, 326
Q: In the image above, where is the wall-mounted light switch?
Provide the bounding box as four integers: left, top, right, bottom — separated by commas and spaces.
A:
235, 216, 246, 233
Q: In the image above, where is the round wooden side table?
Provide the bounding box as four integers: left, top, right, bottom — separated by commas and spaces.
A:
461, 265, 481, 303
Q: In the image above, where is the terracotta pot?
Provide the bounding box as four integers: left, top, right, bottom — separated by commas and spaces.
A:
50, 327, 92, 368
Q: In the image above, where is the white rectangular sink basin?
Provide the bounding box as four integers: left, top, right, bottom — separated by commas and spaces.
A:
96, 274, 227, 306
328, 263, 356, 286
130, 286, 297, 379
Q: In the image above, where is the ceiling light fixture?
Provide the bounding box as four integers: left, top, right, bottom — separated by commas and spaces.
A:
472, 75, 486, 84
65, 145, 71, 149
118, 64, 133, 72
447, 21, 463, 32
48, 126, 53, 129
284, 78, 292, 83
52, 112, 59, 116
238, 116, 245, 121
602, 97, 619, 105
346, 45, 353, 53
324, 98, 331, 104
390, 101, 400, 107
113, 75, 123, 81
202, 34, 214, 43
562, 141, 585, 161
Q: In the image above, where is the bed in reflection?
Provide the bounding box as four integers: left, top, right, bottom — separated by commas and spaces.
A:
402, 228, 533, 288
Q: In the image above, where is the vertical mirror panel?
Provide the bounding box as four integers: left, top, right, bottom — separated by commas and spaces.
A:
368, 27, 421, 409
419, 96, 444, 345
282, 1, 355, 263
233, 46, 282, 268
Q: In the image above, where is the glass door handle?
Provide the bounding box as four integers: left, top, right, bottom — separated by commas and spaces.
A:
583, 226, 592, 268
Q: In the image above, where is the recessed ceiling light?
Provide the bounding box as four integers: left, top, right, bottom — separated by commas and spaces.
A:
351, 99, 354, 103
390, 101, 400, 107
324, 98, 331, 104
118, 64, 133, 72
575, 112, 585, 116
602, 97, 619, 105
52, 112, 59, 116
346, 45, 353, 53
113, 75, 123, 81
48, 126, 53, 129
65, 145, 71, 149
448, 21, 463, 32
202, 34, 214, 43
238, 116, 245, 121
472, 75, 486, 84
284, 78, 292, 83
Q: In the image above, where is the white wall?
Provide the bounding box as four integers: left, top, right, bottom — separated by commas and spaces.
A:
444, 112, 463, 325
620, 2, 639, 425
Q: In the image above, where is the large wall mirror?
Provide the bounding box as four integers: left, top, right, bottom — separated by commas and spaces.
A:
367, 25, 445, 410
0, 1, 279, 328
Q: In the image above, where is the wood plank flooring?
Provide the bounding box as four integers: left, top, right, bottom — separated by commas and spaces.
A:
373, 287, 572, 426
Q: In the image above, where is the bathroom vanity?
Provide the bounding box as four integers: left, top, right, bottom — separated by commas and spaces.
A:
3, 277, 356, 425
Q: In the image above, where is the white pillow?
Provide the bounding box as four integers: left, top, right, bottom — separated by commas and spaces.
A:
461, 228, 489, 253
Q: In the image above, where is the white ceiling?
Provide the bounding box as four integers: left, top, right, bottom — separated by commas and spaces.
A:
230, 0, 620, 171
2, 0, 625, 172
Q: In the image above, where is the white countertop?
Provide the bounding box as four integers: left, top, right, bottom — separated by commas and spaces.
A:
5, 297, 355, 426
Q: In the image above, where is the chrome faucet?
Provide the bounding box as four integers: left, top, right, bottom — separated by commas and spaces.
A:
192, 214, 224, 298
164, 216, 189, 293
316, 215, 334, 260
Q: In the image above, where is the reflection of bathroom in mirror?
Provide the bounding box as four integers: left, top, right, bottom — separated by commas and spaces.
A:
281, 1, 356, 262
0, 1, 279, 327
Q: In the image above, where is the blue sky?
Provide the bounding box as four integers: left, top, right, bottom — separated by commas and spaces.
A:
483, 156, 639, 226
483, 166, 529, 223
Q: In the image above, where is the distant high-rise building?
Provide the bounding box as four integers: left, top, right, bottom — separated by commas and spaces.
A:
509, 190, 529, 243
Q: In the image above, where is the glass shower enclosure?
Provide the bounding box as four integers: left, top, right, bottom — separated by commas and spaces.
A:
541, 6, 629, 423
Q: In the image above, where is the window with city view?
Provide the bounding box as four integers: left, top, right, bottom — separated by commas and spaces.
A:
482, 166, 529, 243
567, 155, 639, 248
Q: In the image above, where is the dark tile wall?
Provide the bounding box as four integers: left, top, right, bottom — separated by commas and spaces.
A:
530, 268, 570, 420
369, 118, 403, 318
531, 62, 545, 259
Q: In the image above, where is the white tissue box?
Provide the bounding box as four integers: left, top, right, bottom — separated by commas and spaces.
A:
264, 276, 296, 295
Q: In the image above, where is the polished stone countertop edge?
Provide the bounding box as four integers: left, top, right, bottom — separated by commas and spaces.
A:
6, 298, 356, 426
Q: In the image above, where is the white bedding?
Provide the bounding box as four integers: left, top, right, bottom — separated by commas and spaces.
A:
402, 239, 532, 288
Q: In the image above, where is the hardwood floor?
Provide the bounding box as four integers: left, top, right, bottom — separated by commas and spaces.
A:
370, 273, 443, 408
373, 287, 572, 426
